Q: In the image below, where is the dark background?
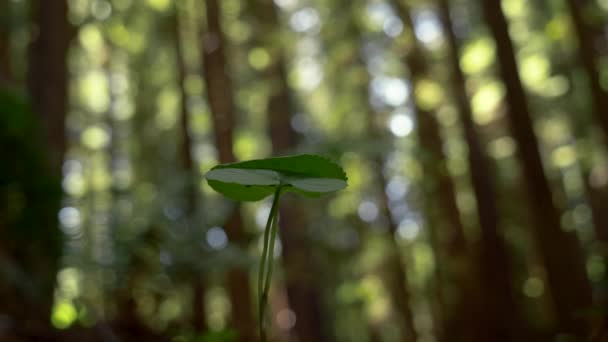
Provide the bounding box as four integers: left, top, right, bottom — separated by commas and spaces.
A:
1, 0, 607, 341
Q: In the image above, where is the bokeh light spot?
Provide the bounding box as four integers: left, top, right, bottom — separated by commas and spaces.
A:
81, 125, 110, 150
488, 136, 516, 159
146, 0, 169, 11
472, 81, 504, 124
276, 308, 297, 330
249, 48, 271, 70
358, 201, 379, 222
397, 219, 419, 241
51, 300, 78, 329
389, 113, 414, 137
587, 255, 606, 282
207, 227, 228, 250
460, 38, 495, 75
523, 277, 544, 298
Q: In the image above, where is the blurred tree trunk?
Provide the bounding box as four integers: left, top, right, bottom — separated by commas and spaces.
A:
584, 178, 608, 242
562, 70, 608, 243
200, 0, 256, 340
0, 0, 11, 85
20, 0, 69, 334
173, 7, 208, 333
481, 0, 592, 335
251, 1, 330, 341
566, 0, 608, 145
358, 54, 419, 342
357, 44, 418, 342
392, 2, 473, 341
437, 1, 525, 340
375, 165, 419, 342
392, 0, 468, 265
28, 0, 69, 174
564, 0, 608, 242
104, 51, 143, 338
333, 4, 420, 340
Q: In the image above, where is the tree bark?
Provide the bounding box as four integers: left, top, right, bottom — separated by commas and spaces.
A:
22, 0, 69, 331
480, 0, 592, 335
437, 1, 525, 340
250, 1, 330, 341
322, 3, 421, 339
391, 1, 473, 340
391, 0, 468, 264
0, 0, 11, 85
564, 0, 608, 242
200, 0, 256, 340
28, 0, 70, 175
566, 0, 608, 146
380, 189, 418, 342
173, 7, 209, 333
361, 52, 418, 342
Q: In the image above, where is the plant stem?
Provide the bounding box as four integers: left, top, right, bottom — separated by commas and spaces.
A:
263, 200, 280, 307
258, 203, 274, 305
259, 186, 282, 342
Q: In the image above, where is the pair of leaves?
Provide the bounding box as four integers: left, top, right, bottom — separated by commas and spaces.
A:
205, 154, 347, 341
205, 154, 347, 201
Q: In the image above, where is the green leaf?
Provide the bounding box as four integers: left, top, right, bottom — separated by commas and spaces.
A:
206, 169, 280, 186
205, 154, 348, 201
288, 177, 347, 192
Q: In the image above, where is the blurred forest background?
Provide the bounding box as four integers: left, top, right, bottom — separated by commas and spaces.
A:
1, 0, 608, 341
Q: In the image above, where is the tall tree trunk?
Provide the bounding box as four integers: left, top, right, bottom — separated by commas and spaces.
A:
566, 0, 608, 146
377, 169, 419, 342
200, 0, 256, 340
564, 0, 608, 242
359, 44, 418, 342
268, 72, 329, 341
28, 0, 70, 174
437, 1, 525, 340
481, 0, 592, 335
584, 181, 608, 242
23, 0, 69, 333
105, 50, 137, 337
327, 3, 421, 339
392, 0, 468, 268
0, 0, 11, 85
392, 2, 472, 340
173, 7, 209, 333
251, 1, 329, 341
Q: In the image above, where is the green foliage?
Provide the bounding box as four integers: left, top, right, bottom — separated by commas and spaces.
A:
0, 88, 62, 247
0, 88, 63, 307
205, 154, 348, 201
5, 0, 608, 338
174, 329, 238, 342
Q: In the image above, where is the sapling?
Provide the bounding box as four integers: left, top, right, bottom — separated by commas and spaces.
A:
205, 154, 348, 342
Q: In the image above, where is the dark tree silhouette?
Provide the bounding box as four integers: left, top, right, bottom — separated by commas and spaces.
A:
0, 0, 11, 85
201, 0, 256, 340
563, 0, 608, 242
481, 0, 592, 335
353, 24, 419, 342
566, 0, 608, 146
251, 1, 330, 340
173, 6, 209, 333
437, 0, 526, 340
28, 0, 70, 174
17, 0, 70, 336
391, 1, 475, 340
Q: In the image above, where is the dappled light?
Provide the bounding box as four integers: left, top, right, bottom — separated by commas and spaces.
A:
1, 0, 608, 341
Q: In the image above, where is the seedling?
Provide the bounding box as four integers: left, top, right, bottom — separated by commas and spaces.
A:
205, 154, 348, 341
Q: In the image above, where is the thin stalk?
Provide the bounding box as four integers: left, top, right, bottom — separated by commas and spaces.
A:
258, 200, 275, 303
262, 202, 280, 307
259, 186, 283, 342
